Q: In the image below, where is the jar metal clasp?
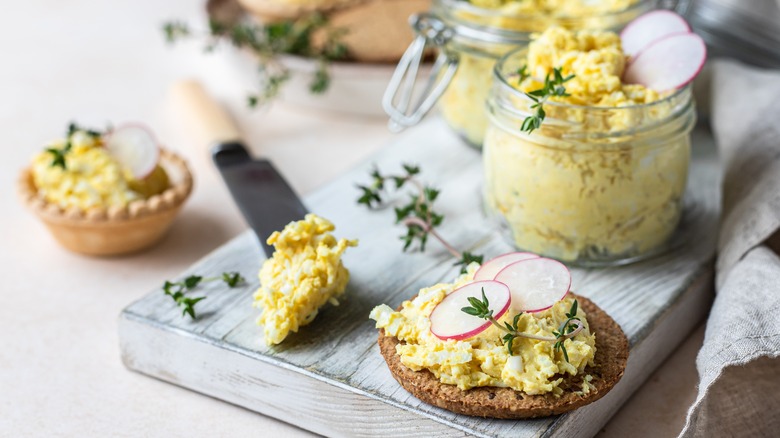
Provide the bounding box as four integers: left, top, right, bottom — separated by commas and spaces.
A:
662, 0, 693, 15
382, 13, 459, 131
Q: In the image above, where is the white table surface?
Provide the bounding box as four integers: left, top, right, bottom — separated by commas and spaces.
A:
0, 1, 704, 436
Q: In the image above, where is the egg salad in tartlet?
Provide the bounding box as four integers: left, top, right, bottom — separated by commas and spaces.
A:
370, 253, 628, 418
18, 123, 192, 256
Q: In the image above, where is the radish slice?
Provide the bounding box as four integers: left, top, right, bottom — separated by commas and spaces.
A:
429, 280, 511, 341
623, 33, 706, 91
494, 258, 571, 313
105, 124, 160, 179
621, 10, 691, 57
473, 252, 540, 281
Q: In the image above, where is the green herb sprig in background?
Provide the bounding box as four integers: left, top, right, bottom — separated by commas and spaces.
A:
521, 67, 574, 134
163, 271, 246, 319
356, 164, 483, 273
162, 14, 347, 107
461, 290, 583, 362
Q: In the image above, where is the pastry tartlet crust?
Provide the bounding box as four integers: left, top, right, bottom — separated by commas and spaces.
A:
18, 149, 193, 256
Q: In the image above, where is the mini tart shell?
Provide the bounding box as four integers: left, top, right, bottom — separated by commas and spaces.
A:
377, 293, 629, 419
18, 149, 193, 256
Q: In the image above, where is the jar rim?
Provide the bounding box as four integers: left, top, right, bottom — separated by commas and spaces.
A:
431, 0, 657, 47
437, 0, 653, 21
493, 46, 692, 112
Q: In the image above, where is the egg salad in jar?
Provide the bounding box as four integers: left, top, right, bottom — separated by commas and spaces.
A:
483, 27, 696, 265
388, 0, 651, 148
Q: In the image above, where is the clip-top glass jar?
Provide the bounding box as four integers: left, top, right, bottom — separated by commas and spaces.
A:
483, 48, 696, 266
384, 0, 657, 148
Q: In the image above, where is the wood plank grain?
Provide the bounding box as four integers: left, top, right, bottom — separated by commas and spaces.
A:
119, 118, 720, 437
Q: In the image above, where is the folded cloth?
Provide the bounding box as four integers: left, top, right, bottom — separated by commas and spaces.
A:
680, 59, 780, 437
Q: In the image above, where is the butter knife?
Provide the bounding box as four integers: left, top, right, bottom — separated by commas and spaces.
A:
170, 80, 307, 257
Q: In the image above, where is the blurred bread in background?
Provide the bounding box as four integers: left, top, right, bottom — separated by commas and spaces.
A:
237, 0, 365, 18
238, 0, 430, 63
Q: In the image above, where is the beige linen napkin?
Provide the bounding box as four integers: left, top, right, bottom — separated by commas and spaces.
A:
680, 59, 780, 437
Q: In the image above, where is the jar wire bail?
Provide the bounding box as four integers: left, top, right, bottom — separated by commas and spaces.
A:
382, 13, 459, 132
662, 0, 693, 15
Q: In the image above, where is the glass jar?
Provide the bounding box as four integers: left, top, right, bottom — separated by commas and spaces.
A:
483, 48, 696, 266
384, 0, 657, 148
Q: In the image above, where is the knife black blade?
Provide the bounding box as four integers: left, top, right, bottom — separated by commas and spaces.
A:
212, 141, 308, 257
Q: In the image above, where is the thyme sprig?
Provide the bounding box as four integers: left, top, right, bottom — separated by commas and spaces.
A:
356, 164, 483, 273
162, 14, 348, 107
46, 143, 71, 170
461, 289, 583, 361
45, 122, 105, 169
66, 122, 103, 139
516, 65, 530, 83
521, 67, 574, 133
552, 299, 582, 362
163, 271, 246, 319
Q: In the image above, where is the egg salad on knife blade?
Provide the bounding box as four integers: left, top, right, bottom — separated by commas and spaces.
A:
369, 252, 628, 418
256, 214, 357, 345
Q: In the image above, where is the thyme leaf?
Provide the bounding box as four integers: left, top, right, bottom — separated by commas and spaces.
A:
162, 271, 246, 319
517, 64, 530, 83
520, 67, 575, 134
461, 292, 583, 362
46, 122, 106, 169
46, 144, 71, 170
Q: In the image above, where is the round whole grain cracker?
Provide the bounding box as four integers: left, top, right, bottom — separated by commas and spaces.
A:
377, 293, 629, 418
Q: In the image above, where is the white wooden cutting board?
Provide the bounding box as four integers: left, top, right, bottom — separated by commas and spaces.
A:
119, 119, 719, 437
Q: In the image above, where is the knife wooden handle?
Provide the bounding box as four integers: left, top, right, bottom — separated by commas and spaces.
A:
169, 79, 242, 148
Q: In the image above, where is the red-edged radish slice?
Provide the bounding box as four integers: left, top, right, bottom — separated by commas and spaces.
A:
494, 258, 571, 313
473, 252, 540, 281
429, 280, 511, 341
105, 124, 160, 179
621, 10, 691, 58
623, 33, 706, 91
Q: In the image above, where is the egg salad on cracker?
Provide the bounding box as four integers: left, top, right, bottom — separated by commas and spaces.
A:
256, 214, 357, 346
370, 263, 596, 396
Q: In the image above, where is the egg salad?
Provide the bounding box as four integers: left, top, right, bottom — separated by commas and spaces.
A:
370, 264, 596, 395
516, 27, 659, 108
30, 127, 168, 211
437, 0, 644, 146
465, 0, 642, 34
483, 27, 694, 263
256, 214, 357, 346
469, 0, 638, 15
